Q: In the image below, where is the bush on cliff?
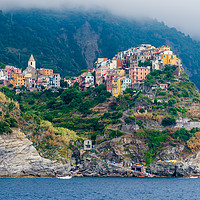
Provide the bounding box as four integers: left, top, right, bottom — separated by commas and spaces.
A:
161, 117, 176, 127
0, 120, 12, 134
173, 128, 191, 141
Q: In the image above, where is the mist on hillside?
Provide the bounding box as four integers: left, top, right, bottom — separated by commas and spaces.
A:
0, 0, 199, 40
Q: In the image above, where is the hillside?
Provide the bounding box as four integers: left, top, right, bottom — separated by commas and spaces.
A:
2, 62, 200, 176
1, 10, 200, 89
2, 64, 200, 165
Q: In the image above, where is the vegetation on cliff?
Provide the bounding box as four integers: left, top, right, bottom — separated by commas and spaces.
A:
1, 64, 200, 165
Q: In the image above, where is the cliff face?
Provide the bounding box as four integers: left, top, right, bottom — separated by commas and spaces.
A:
150, 149, 200, 177
0, 128, 70, 177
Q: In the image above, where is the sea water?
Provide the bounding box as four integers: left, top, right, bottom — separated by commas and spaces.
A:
0, 177, 199, 200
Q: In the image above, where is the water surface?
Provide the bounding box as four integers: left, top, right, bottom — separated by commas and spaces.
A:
0, 177, 199, 200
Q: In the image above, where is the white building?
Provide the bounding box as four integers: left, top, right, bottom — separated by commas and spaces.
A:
84, 139, 92, 150
0, 69, 8, 81
122, 78, 131, 91
53, 73, 61, 88
152, 59, 163, 70
85, 73, 94, 88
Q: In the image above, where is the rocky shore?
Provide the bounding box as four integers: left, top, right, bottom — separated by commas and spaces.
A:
1, 129, 200, 178
0, 129, 70, 177
150, 151, 200, 177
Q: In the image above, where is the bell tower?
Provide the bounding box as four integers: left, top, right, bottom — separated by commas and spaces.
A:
28, 54, 36, 69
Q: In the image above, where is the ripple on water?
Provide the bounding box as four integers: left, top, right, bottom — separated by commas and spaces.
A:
0, 177, 200, 200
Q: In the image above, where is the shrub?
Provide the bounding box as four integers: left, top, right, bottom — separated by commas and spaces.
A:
8, 102, 15, 111
0, 120, 12, 134
124, 116, 135, 124
174, 128, 190, 141
6, 118, 18, 127
139, 108, 145, 113
161, 117, 176, 127
168, 98, 176, 106
168, 107, 177, 115
136, 119, 143, 127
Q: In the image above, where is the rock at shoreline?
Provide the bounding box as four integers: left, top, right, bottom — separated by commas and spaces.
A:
150, 151, 200, 177
0, 129, 70, 177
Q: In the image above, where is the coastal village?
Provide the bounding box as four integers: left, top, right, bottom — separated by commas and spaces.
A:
0, 44, 181, 97
65, 44, 182, 97
1, 44, 200, 178
0, 55, 61, 90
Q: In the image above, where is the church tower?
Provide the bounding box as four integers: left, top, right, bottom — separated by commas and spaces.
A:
28, 54, 36, 69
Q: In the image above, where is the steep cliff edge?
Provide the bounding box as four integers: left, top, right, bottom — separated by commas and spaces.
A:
150, 151, 200, 177
0, 128, 70, 177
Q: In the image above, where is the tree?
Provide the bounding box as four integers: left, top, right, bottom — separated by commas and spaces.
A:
174, 128, 190, 141
93, 84, 106, 95
161, 117, 176, 127
60, 79, 68, 88
78, 100, 92, 114
168, 98, 176, 106
60, 88, 80, 104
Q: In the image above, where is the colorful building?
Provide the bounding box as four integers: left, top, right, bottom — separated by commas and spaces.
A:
129, 66, 150, 84
4, 66, 21, 79
38, 68, 53, 76
122, 78, 131, 91
95, 66, 109, 85
159, 46, 171, 52
161, 51, 179, 65
106, 75, 113, 93
10, 73, 27, 87
112, 77, 123, 97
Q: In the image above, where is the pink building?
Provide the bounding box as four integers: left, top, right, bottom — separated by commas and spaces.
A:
5, 66, 21, 79
95, 67, 109, 85
129, 66, 150, 84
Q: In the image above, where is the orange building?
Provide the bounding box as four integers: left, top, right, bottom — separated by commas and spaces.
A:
10, 73, 27, 87
38, 68, 53, 76
159, 46, 171, 52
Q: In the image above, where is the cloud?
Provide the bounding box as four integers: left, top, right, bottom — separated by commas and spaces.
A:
1, 0, 199, 39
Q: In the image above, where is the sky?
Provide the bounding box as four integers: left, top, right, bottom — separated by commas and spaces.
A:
0, 0, 199, 40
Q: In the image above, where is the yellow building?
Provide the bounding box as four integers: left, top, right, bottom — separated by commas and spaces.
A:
161, 51, 179, 65
112, 77, 123, 97
10, 73, 27, 87
112, 69, 125, 76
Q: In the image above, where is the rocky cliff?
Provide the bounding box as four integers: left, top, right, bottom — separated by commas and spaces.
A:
150, 151, 200, 177
0, 128, 70, 177
2, 128, 200, 177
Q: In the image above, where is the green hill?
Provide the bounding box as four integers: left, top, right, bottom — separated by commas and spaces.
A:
1, 9, 200, 89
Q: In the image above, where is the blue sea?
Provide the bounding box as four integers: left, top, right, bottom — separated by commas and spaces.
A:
0, 177, 200, 200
